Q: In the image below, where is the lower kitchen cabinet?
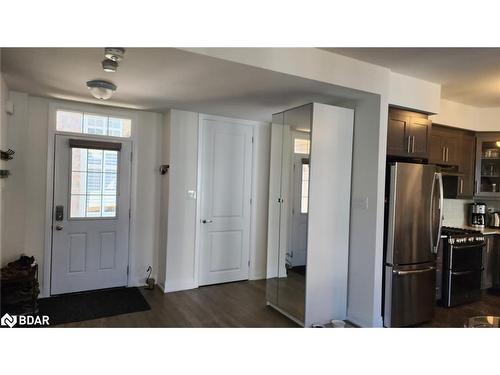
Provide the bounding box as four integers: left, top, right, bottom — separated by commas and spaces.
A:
482, 235, 499, 289
493, 236, 500, 288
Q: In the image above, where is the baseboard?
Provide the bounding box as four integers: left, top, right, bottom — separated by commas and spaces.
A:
346, 313, 382, 328
249, 273, 266, 281
157, 282, 166, 292
128, 277, 147, 288
163, 278, 198, 293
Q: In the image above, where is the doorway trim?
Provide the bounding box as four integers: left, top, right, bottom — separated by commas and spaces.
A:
42, 100, 138, 297
195, 114, 266, 288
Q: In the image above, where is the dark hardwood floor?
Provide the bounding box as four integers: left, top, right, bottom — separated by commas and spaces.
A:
57, 280, 299, 327
419, 291, 500, 328
53, 280, 500, 328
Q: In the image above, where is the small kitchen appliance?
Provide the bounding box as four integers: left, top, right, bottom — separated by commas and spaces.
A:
469, 202, 487, 228
488, 211, 500, 228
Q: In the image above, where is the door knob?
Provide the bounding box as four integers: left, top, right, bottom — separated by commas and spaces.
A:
55, 225, 64, 231
202, 219, 213, 224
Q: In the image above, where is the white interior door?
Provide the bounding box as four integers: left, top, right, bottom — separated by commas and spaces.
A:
51, 135, 131, 295
199, 117, 253, 286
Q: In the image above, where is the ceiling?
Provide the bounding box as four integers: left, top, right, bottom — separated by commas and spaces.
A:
324, 48, 500, 107
1, 48, 368, 122
6, 48, 499, 115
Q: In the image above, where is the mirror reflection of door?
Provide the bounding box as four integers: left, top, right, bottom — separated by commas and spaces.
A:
287, 133, 310, 273
276, 105, 312, 324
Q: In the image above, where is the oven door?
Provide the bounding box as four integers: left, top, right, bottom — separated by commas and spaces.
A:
446, 243, 484, 272
444, 269, 482, 307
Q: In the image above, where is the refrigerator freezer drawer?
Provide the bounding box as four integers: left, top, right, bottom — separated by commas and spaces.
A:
384, 264, 436, 327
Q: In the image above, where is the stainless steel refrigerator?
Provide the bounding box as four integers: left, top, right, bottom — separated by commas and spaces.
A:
384, 162, 443, 327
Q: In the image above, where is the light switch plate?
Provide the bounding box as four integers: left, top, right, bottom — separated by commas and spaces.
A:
352, 197, 368, 210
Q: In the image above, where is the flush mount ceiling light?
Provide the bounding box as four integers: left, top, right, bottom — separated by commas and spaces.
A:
102, 58, 119, 72
86, 80, 117, 100
104, 47, 126, 62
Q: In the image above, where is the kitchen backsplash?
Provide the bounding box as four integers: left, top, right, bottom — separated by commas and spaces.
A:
442, 199, 472, 227
443, 198, 500, 227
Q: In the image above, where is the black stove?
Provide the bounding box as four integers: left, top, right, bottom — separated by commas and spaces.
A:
441, 227, 485, 245
439, 226, 485, 307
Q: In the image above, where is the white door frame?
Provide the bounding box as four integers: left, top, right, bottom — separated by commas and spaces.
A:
42, 100, 139, 297
195, 114, 264, 287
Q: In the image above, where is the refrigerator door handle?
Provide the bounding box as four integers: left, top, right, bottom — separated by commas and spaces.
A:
430, 172, 444, 254
436, 172, 444, 251
393, 266, 436, 275
429, 172, 436, 253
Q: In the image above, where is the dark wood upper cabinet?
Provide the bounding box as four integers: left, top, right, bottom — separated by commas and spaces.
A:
387, 108, 431, 158
429, 125, 462, 166
458, 132, 475, 198
387, 112, 409, 156
429, 124, 476, 198
408, 117, 431, 158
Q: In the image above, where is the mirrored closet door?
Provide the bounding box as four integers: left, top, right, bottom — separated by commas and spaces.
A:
266, 103, 354, 327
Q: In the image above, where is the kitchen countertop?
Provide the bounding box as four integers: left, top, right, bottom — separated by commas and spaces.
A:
457, 226, 500, 235
440, 226, 500, 238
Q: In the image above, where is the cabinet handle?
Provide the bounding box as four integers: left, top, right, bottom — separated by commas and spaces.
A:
411, 136, 415, 153
407, 136, 411, 153
460, 178, 463, 194
446, 147, 449, 162
442, 147, 446, 162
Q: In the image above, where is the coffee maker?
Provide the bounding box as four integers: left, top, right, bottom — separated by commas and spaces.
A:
469, 202, 487, 228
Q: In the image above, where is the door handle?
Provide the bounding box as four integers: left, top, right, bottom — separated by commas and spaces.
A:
393, 266, 435, 275
55, 225, 64, 231
451, 270, 474, 276
202, 219, 213, 224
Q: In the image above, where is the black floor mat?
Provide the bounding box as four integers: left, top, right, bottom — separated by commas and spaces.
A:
38, 287, 151, 326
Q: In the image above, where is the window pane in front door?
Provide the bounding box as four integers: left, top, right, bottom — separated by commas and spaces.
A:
70, 147, 119, 218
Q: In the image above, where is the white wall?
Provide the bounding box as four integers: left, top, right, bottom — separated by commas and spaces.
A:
346, 95, 387, 327
2, 91, 163, 296
389, 72, 441, 114
163, 109, 200, 292
157, 111, 171, 290
431, 99, 500, 131
130, 110, 163, 287
3, 91, 31, 268
305, 104, 354, 326
160, 109, 270, 292
249, 121, 271, 280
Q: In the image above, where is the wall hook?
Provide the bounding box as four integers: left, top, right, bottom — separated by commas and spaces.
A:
0, 170, 10, 178
0, 149, 15, 160
159, 164, 169, 175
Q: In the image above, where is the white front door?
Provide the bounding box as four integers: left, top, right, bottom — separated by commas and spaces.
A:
51, 135, 131, 295
199, 117, 253, 286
